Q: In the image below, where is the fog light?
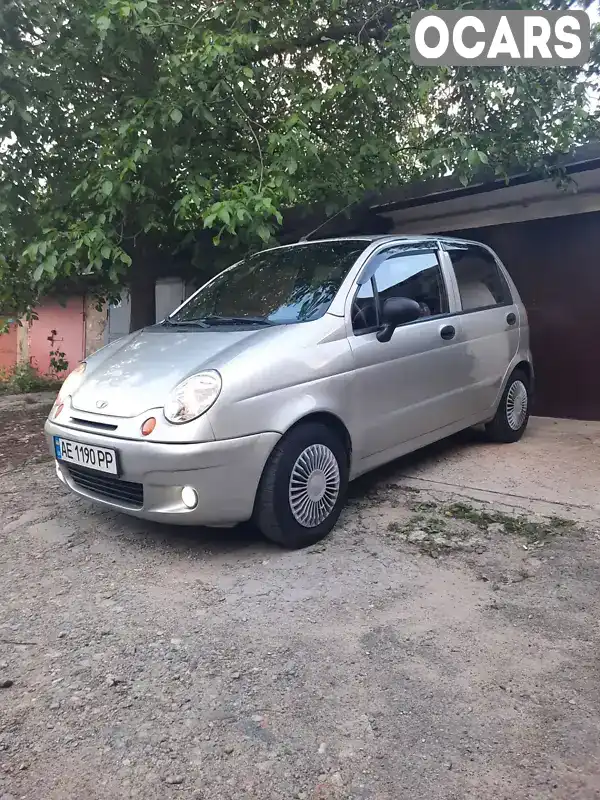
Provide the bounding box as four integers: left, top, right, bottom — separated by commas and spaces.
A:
181, 486, 198, 509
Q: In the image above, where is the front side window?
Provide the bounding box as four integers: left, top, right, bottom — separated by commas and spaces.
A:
170, 241, 369, 327
446, 243, 512, 311
352, 244, 448, 332
375, 248, 449, 316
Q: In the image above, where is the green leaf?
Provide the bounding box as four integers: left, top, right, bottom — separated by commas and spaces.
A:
256, 224, 270, 242
201, 108, 217, 126
170, 108, 183, 124
101, 180, 113, 196
101, 245, 112, 259
96, 16, 111, 30
33, 264, 44, 282
477, 151, 489, 165
286, 157, 298, 175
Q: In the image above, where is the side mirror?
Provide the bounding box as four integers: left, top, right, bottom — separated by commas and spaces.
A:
376, 297, 422, 342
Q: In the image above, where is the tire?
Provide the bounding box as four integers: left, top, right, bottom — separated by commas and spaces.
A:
485, 368, 531, 443
253, 422, 349, 549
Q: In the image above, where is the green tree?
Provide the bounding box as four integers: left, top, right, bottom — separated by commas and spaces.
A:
1, 0, 598, 330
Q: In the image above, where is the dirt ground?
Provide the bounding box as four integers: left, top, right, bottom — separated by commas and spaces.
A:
1, 395, 600, 800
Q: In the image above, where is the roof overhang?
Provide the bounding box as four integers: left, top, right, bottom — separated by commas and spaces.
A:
371, 143, 600, 233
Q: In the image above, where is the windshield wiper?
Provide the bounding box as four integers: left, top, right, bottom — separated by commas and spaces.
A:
163, 318, 209, 328
183, 315, 273, 326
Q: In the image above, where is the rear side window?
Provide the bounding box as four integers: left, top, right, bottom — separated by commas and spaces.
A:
446, 243, 512, 311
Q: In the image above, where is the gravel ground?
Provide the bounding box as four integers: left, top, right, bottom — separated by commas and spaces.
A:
2, 396, 600, 800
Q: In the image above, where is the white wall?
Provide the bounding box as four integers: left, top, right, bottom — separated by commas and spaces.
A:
106, 278, 192, 342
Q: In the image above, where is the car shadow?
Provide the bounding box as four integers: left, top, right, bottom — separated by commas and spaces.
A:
116, 515, 273, 556
108, 426, 489, 556
348, 425, 488, 500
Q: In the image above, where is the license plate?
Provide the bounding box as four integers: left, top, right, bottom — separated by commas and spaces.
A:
54, 436, 119, 475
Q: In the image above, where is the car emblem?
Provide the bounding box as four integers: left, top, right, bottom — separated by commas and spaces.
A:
96, 400, 108, 410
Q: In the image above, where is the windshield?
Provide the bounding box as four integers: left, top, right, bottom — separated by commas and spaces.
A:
170, 241, 369, 326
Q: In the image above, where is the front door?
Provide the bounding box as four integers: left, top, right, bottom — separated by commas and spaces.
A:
347, 241, 469, 462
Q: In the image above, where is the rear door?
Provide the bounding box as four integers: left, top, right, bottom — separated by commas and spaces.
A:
441, 241, 519, 418
347, 241, 471, 461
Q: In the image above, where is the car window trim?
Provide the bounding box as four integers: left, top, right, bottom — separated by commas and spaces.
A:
451, 300, 514, 316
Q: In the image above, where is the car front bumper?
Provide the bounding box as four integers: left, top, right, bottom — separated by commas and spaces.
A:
44, 419, 280, 527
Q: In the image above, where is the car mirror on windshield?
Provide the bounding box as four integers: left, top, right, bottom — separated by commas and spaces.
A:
376, 297, 422, 342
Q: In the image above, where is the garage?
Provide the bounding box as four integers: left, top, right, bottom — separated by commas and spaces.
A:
370, 144, 600, 420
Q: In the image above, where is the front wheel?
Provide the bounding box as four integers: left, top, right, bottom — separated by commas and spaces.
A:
253, 422, 349, 548
485, 369, 531, 443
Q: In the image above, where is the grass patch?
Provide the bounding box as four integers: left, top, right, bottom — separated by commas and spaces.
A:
444, 502, 576, 542
407, 499, 438, 513
385, 497, 577, 555
0, 363, 62, 395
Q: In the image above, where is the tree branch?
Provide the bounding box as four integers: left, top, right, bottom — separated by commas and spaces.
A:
227, 85, 265, 193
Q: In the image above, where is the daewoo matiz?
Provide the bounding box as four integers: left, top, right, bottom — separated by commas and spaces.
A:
45, 236, 533, 548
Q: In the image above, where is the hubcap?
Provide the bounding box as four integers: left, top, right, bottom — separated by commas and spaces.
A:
506, 379, 528, 430
289, 444, 340, 528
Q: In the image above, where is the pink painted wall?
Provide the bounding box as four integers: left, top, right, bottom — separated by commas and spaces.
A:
0, 321, 18, 373
28, 297, 85, 377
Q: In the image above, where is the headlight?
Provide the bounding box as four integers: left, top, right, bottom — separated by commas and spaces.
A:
57, 362, 86, 401
164, 370, 222, 424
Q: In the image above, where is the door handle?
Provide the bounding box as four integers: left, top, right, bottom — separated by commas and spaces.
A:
440, 325, 456, 340
506, 312, 517, 325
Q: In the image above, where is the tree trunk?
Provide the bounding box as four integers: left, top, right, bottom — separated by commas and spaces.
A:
128, 241, 158, 333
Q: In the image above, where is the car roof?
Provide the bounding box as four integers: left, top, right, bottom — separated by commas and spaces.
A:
264, 234, 439, 252
284, 234, 481, 246
257, 235, 495, 259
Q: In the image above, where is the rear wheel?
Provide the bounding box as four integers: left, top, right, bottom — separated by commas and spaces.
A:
485, 368, 530, 443
254, 422, 349, 549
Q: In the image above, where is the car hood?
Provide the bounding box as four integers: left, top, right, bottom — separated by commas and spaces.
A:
71, 326, 274, 418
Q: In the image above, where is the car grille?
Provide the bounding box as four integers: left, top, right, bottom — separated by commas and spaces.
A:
69, 417, 118, 431
66, 465, 144, 508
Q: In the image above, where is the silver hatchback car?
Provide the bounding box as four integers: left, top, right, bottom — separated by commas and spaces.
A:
45, 235, 532, 548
